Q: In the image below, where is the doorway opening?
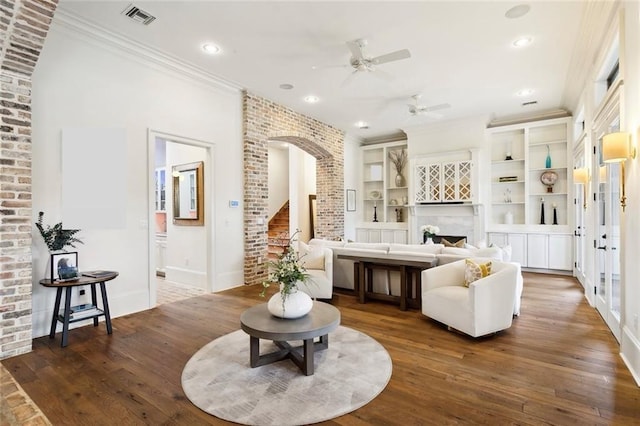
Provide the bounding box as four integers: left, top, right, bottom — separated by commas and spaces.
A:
149, 132, 212, 307
267, 141, 317, 259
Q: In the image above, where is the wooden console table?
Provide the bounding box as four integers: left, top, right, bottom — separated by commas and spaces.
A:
40, 271, 118, 347
337, 254, 438, 310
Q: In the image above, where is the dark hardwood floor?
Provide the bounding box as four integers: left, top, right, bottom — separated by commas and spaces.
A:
2, 273, 639, 425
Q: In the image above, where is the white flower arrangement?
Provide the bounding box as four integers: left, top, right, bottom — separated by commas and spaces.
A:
420, 224, 440, 237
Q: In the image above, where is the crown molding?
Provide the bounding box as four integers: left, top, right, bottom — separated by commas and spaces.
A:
51, 8, 243, 94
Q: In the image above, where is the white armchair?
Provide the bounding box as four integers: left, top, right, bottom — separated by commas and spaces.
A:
421, 259, 519, 338
298, 245, 333, 299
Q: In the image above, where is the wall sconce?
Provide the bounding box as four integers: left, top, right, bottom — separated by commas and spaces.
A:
572, 167, 589, 209
602, 131, 637, 211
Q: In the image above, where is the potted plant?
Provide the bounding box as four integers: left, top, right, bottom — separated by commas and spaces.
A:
260, 230, 312, 318
388, 148, 408, 187
35, 212, 83, 280
420, 224, 440, 244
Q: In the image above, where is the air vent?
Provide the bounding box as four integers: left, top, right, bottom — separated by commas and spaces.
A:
522, 100, 538, 107
122, 4, 156, 25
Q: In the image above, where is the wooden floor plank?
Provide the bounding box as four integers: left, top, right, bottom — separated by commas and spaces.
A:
2, 273, 640, 425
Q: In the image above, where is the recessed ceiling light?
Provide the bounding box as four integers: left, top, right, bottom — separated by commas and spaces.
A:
505, 4, 531, 19
304, 95, 319, 103
513, 37, 532, 48
202, 43, 221, 54
355, 121, 369, 129
279, 83, 294, 90
516, 89, 534, 97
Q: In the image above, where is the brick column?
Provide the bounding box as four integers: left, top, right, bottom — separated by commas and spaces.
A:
243, 92, 344, 286
1, 0, 58, 359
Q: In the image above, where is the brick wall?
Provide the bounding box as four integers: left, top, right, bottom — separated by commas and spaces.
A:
1, 0, 57, 359
243, 92, 344, 285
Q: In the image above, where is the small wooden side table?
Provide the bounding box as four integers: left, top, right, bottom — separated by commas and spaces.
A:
40, 271, 118, 347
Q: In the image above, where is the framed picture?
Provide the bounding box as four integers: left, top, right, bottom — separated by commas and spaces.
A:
51, 252, 79, 282
346, 189, 356, 212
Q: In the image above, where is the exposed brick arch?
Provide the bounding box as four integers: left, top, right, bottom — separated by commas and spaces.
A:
243, 92, 344, 286
1, 0, 59, 358
269, 134, 332, 159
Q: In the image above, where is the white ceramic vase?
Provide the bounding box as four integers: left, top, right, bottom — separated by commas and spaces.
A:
268, 286, 313, 319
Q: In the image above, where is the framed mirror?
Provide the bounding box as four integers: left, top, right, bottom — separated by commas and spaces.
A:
172, 161, 204, 226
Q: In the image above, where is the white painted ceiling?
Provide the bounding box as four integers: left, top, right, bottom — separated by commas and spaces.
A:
58, 1, 585, 141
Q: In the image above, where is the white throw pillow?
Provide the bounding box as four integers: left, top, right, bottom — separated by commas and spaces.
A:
489, 243, 512, 262
298, 241, 325, 270
473, 247, 504, 261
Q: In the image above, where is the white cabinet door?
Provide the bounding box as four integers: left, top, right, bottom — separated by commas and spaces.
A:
355, 228, 369, 242
527, 234, 548, 268
508, 233, 527, 266
488, 233, 508, 247
548, 234, 572, 270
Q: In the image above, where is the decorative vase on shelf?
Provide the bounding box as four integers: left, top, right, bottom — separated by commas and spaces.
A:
395, 173, 406, 187
267, 284, 313, 319
423, 234, 434, 244
545, 145, 552, 168
505, 211, 513, 225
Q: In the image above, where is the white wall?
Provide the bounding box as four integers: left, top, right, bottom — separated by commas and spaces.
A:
404, 115, 489, 157
620, 2, 640, 385
165, 142, 207, 288
343, 134, 362, 241
566, 3, 640, 385
30, 19, 244, 338
267, 146, 289, 219
288, 146, 316, 242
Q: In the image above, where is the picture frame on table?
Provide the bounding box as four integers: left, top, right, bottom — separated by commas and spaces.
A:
346, 189, 356, 212
51, 251, 79, 282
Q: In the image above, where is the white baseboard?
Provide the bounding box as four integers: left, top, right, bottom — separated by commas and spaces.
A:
215, 270, 244, 291
621, 326, 640, 386
165, 266, 206, 289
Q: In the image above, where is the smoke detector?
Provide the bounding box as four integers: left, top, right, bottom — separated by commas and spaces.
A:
122, 4, 156, 25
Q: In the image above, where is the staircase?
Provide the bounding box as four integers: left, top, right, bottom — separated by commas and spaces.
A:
267, 201, 290, 260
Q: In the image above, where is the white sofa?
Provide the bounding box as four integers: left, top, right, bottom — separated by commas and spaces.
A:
308, 239, 523, 315
421, 259, 519, 337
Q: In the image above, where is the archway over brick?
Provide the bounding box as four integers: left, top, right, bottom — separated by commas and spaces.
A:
243, 92, 344, 286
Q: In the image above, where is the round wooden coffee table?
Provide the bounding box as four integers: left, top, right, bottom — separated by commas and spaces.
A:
240, 301, 340, 376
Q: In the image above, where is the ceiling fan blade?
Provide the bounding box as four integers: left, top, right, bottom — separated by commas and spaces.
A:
340, 70, 359, 88
346, 40, 365, 61
424, 103, 451, 112
371, 49, 411, 65
372, 68, 393, 82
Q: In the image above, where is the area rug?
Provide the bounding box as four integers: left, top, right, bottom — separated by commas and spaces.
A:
181, 326, 392, 426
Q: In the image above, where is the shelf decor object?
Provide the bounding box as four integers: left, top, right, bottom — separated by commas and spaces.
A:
505, 141, 513, 161
602, 131, 637, 212
540, 198, 545, 225
540, 170, 558, 193
553, 203, 558, 225
388, 148, 408, 187
545, 144, 552, 168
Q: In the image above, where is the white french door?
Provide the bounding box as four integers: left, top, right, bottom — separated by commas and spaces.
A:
573, 143, 587, 286
594, 117, 622, 341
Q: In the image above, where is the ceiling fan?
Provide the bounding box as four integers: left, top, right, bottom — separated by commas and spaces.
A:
407, 95, 451, 119
342, 39, 411, 85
